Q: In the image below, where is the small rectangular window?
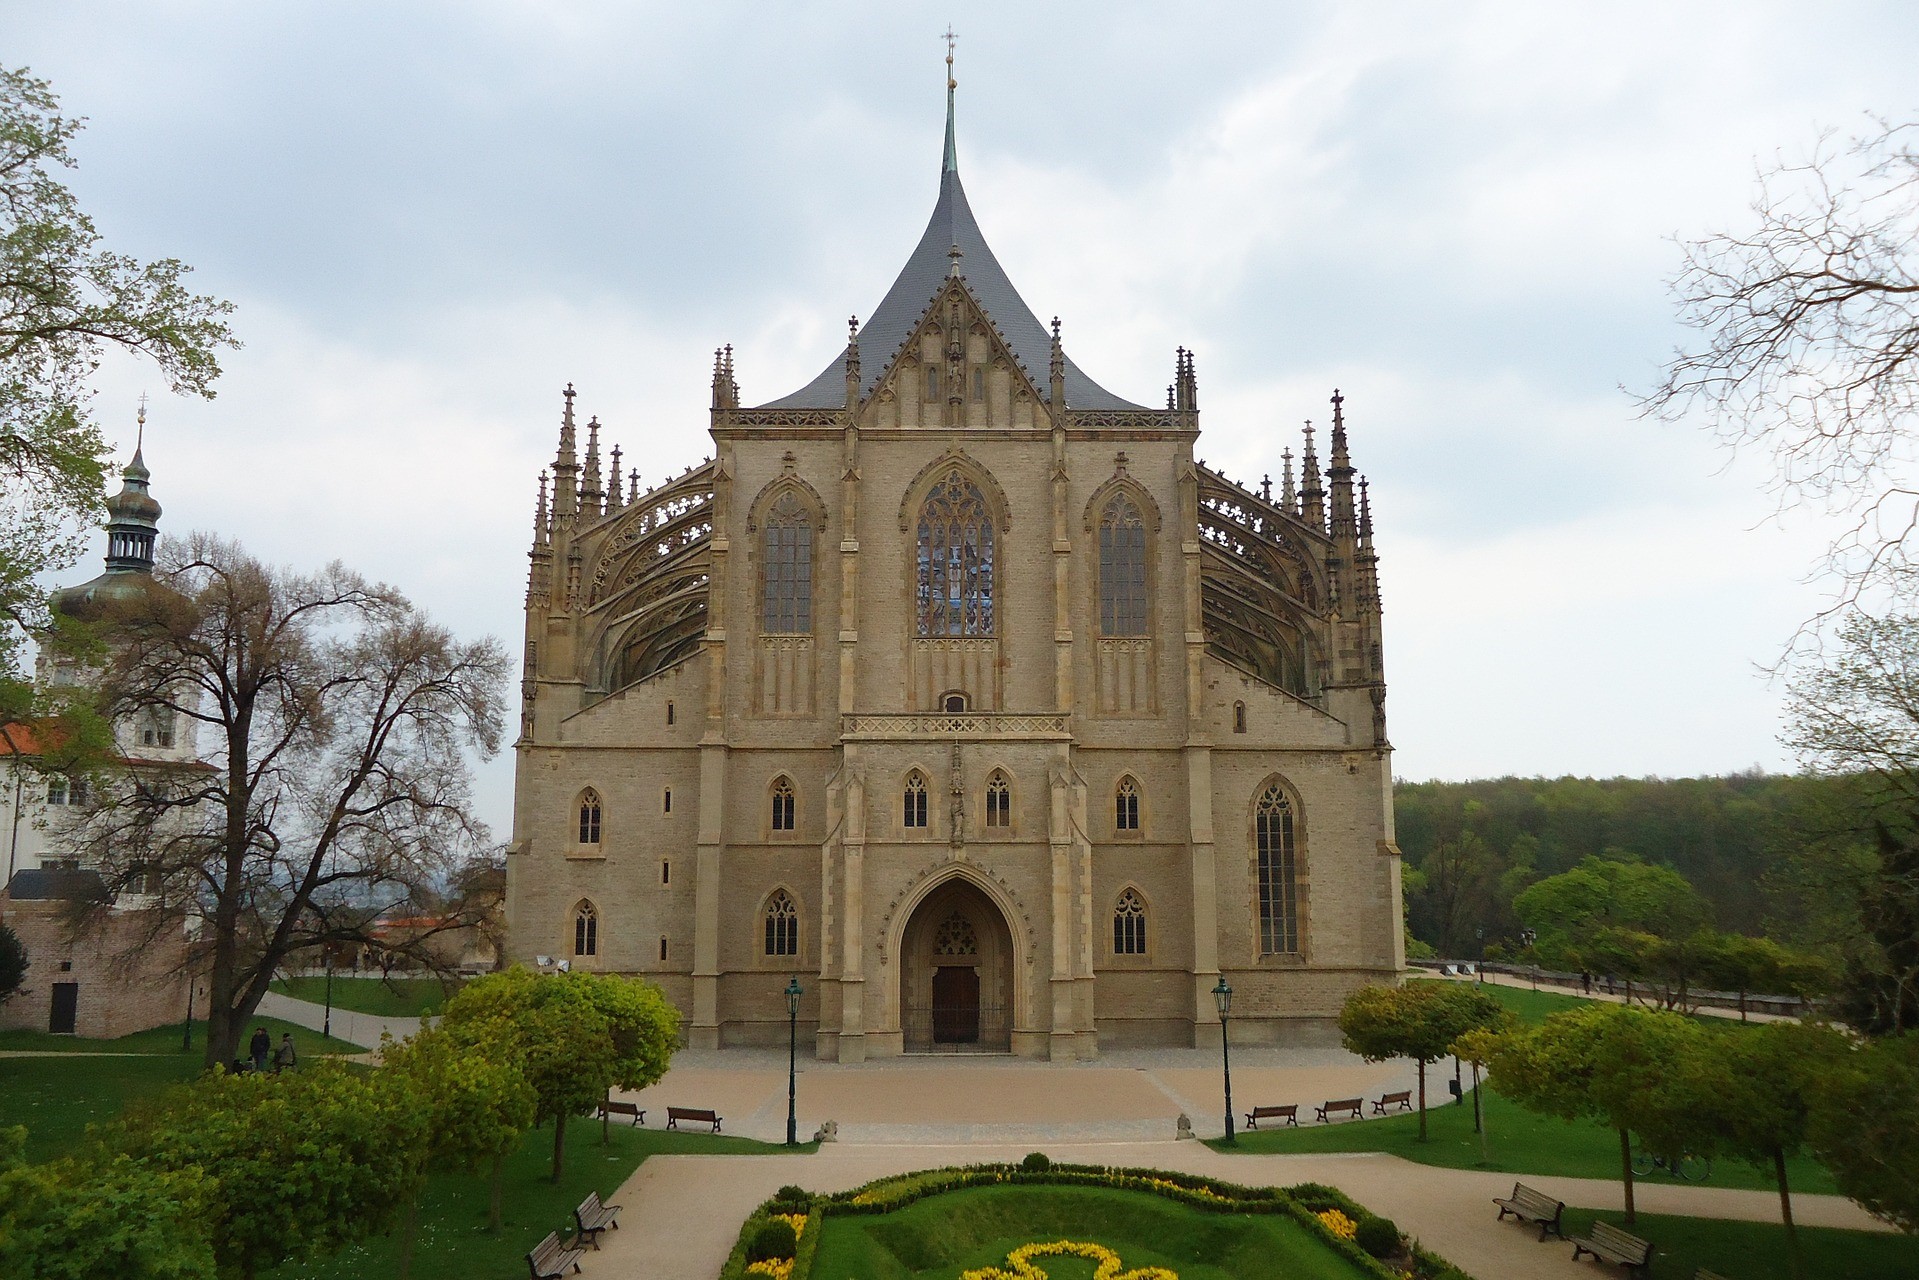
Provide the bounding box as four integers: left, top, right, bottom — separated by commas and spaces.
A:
663, 788, 672, 814
46, 778, 67, 806
658, 936, 668, 962
661, 861, 670, 885
69, 780, 86, 806
666, 701, 675, 726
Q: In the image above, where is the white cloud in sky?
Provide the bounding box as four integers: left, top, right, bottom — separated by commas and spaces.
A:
18, 0, 1919, 836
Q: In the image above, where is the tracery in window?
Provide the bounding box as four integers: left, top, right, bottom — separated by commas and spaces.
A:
1114, 889, 1148, 955
933, 911, 978, 956
1256, 784, 1301, 954
760, 492, 813, 634
771, 776, 796, 832
903, 771, 929, 828
985, 770, 1011, 828
1115, 776, 1141, 832
764, 889, 798, 957
577, 789, 603, 845
573, 901, 598, 957
915, 470, 995, 636
1099, 493, 1148, 636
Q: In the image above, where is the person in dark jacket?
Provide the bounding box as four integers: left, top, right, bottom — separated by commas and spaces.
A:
249, 1026, 271, 1072
272, 1033, 298, 1073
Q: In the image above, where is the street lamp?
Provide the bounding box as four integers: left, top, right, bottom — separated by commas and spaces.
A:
1212, 977, 1235, 1145
784, 976, 803, 1147
322, 945, 334, 1041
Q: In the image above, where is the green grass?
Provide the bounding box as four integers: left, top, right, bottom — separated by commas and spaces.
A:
1557, 1207, 1919, 1280
0, 1015, 362, 1057
270, 975, 459, 1019
1209, 1086, 1839, 1195
0, 1054, 202, 1160
271, 1123, 809, 1280
810, 1184, 1373, 1280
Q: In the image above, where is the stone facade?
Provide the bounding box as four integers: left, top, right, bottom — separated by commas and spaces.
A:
0, 888, 193, 1039
506, 87, 1402, 1060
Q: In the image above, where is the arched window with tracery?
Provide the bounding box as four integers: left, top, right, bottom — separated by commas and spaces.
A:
903, 770, 929, 828
573, 901, 598, 957
1099, 493, 1148, 635
1113, 889, 1148, 955
985, 770, 1011, 828
763, 889, 798, 957
770, 776, 796, 832
1255, 784, 1301, 954
1115, 776, 1141, 832
760, 491, 813, 634
577, 789, 602, 845
916, 470, 995, 636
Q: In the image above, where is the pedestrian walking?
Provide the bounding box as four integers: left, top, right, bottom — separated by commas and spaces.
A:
272, 1033, 298, 1073
249, 1025, 271, 1073
1581, 970, 1592, 995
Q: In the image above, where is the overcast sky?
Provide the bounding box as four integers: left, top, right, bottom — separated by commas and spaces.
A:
16, 2, 1919, 838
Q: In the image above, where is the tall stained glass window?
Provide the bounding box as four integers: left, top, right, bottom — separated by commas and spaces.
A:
916, 470, 995, 637
764, 890, 798, 957
1113, 889, 1147, 955
761, 492, 813, 634
1099, 493, 1148, 635
1255, 785, 1300, 954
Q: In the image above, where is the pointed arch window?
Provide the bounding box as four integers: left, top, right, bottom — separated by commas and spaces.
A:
903, 771, 929, 829
1099, 493, 1149, 636
770, 776, 796, 832
985, 770, 1011, 828
1256, 785, 1301, 955
577, 789, 602, 845
763, 889, 798, 957
916, 470, 995, 636
1114, 889, 1148, 955
760, 491, 813, 634
573, 901, 599, 957
1115, 776, 1141, 832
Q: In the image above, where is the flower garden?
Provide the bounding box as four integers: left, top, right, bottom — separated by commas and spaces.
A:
720, 1157, 1475, 1280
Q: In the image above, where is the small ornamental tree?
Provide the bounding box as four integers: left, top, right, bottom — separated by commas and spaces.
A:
1808, 1031, 1919, 1233
1482, 1003, 1701, 1223
0, 924, 26, 1002
0, 1129, 215, 1280
1338, 981, 1508, 1140
1514, 857, 1708, 973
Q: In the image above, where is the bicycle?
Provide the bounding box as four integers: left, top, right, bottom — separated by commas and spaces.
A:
1631, 1149, 1712, 1181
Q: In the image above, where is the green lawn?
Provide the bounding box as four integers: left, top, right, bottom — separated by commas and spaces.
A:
811, 1184, 1373, 1280
1209, 1086, 1839, 1196
0, 1015, 362, 1057
0, 1054, 203, 1161
1556, 1207, 1919, 1280
271, 1122, 808, 1280
270, 974, 459, 1019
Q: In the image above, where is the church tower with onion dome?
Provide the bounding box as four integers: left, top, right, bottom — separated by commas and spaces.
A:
507, 49, 1400, 1060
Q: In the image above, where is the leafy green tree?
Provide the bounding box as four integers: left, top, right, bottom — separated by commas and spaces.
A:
1483, 1004, 1702, 1223
438, 967, 679, 1184
1808, 1031, 1919, 1232
1338, 981, 1509, 1140
1705, 933, 1832, 1020
1515, 856, 1709, 971
0, 66, 236, 700
0, 923, 25, 1001
109, 1060, 426, 1280
0, 1128, 214, 1280
380, 1027, 536, 1243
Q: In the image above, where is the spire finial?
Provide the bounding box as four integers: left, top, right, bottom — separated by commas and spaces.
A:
948, 242, 963, 277
942, 25, 959, 175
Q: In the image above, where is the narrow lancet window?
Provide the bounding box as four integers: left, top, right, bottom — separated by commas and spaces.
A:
1099, 493, 1148, 636
574, 901, 599, 957
577, 789, 603, 845
771, 776, 796, 832
916, 470, 995, 636
1115, 776, 1141, 832
760, 492, 813, 634
1114, 889, 1147, 955
764, 889, 798, 957
1256, 785, 1301, 954
985, 770, 1010, 828
903, 771, 929, 828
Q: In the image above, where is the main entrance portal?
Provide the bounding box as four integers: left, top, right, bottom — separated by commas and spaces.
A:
900, 878, 1014, 1052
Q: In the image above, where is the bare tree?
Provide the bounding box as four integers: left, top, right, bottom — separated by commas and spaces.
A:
1644, 118, 1919, 615
66, 534, 508, 1067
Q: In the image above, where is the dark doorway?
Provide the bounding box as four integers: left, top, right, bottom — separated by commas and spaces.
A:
49, 982, 78, 1034
931, 965, 979, 1043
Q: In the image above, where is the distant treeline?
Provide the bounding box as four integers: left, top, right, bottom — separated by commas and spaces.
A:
1393, 772, 1855, 958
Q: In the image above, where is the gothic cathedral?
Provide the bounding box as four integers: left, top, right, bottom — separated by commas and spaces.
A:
506, 72, 1403, 1060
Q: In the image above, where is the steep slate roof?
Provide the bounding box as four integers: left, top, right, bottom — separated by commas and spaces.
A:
758, 89, 1144, 412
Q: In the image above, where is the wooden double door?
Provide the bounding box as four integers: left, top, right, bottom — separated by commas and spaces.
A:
931, 965, 980, 1043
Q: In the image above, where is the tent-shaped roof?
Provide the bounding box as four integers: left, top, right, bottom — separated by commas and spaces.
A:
758, 84, 1143, 412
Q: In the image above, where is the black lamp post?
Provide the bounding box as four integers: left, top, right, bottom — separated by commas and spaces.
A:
1212, 977, 1235, 1145
322, 946, 334, 1041
784, 976, 803, 1147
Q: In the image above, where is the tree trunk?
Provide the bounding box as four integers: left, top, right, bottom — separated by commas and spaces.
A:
1619, 1128, 1636, 1224
551, 1111, 568, 1185
1416, 1059, 1428, 1141
488, 1152, 505, 1232
397, 1193, 421, 1280
601, 1093, 610, 1146
1776, 1146, 1802, 1280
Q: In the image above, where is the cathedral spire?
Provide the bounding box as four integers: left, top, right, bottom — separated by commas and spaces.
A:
1327, 388, 1355, 543
942, 25, 959, 175
1300, 419, 1324, 531
607, 444, 623, 511
553, 384, 579, 522
1280, 446, 1296, 512
844, 315, 861, 409
533, 469, 549, 544
583, 416, 604, 518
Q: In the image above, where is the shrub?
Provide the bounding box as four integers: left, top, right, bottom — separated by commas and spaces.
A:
744, 1218, 797, 1262
1020, 1151, 1051, 1172
771, 1184, 811, 1208
1355, 1214, 1401, 1259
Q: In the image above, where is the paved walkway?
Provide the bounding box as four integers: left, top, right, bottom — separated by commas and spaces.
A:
1437, 970, 1802, 1023
255, 990, 422, 1049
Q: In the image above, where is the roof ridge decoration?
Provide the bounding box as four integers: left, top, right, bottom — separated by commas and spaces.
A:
757, 46, 1142, 412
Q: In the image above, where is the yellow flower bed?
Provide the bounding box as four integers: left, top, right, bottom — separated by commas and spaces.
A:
960, 1239, 1178, 1280
773, 1213, 807, 1237
1316, 1209, 1358, 1240
745, 1262, 792, 1280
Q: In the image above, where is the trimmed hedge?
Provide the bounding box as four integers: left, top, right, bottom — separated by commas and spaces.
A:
717, 1163, 1478, 1280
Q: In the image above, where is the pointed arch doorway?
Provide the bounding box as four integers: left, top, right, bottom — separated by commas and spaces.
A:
900, 878, 1014, 1052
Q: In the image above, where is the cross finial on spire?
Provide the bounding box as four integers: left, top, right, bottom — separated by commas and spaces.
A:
134, 392, 148, 455
948, 242, 963, 276
942, 26, 960, 174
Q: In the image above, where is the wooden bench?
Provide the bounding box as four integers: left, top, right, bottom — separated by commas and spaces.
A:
597, 1099, 645, 1126
1314, 1097, 1365, 1123
526, 1230, 584, 1279
1245, 1104, 1299, 1128
573, 1189, 622, 1249
1372, 1090, 1413, 1114
1570, 1221, 1654, 1277
665, 1105, 722, 1132
1492, 1181, 1566, 1240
